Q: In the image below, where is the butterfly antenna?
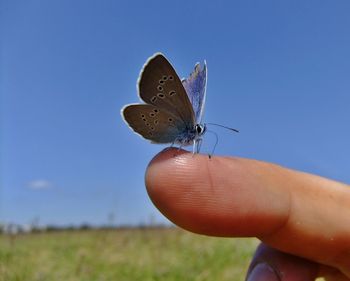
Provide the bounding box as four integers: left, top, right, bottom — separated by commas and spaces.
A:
206, 129, 218, 158
206, 123, 239, 133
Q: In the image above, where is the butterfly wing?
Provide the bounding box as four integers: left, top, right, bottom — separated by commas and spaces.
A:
182, 61, 207, 124
138, 53, 195, 128
123, 104, 187, 143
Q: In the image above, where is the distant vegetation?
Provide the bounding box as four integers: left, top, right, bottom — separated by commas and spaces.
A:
0, 227, 258, 281
0, 222, 169, 234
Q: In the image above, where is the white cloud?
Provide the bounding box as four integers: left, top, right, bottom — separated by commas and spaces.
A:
27, 179, 53, 190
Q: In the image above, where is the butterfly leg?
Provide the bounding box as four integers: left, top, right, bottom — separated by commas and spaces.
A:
193, 139, 202, 153
192, 140, 196, 154
177, 139, 185, 152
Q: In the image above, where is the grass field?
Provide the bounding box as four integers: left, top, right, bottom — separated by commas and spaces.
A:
0, 227, 258, 281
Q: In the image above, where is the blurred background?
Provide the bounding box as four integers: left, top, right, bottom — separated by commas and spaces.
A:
1, 0, 349, 280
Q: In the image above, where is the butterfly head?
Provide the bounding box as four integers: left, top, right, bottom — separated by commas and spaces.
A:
195, 124, 206, 137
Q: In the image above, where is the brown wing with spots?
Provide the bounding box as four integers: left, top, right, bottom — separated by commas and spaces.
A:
138, 54, 195, 127
122, 104, 185, 143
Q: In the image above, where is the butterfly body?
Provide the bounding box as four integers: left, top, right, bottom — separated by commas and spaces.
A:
173, 123, 206, 146
122, 53, 207, 152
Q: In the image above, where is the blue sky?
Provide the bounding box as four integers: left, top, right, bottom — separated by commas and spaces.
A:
1, 0, 350, 227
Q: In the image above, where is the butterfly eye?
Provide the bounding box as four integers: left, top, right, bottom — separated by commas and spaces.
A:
157, 93, 165, 98
157, 85, 163, 91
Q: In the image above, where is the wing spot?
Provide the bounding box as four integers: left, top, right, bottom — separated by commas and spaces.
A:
150, 126, 155, 130
154, 120, 159, 125
142, 118, 146, 121
149, 112, 155, 117
151, 96, 157, 103
168, 118, 173, 122
141, 114, 145, 118
153, 109, 159, 113
149, 132, 153, 136
157, 85, 163, 91
157, 93, 165, 98
146, 123, 150, 126
159, 80, 164, 84
162, 75, 168, 81
169, 91, 176, 96
168, 76, 173, 80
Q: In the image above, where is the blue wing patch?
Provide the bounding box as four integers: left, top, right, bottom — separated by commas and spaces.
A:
182, 61, 207, 124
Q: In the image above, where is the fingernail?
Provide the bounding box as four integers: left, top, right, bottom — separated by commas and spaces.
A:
247, 263, 280, 281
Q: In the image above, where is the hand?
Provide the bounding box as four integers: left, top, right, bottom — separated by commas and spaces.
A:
145, 148, 350, 281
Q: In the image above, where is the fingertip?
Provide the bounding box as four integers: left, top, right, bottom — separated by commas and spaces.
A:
145, 148, 208, 216
145, 148, 219, 233
146, 148, 211, 193
145, 148, 191, 189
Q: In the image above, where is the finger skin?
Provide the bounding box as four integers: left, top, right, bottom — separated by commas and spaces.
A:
145, 149, 350, 276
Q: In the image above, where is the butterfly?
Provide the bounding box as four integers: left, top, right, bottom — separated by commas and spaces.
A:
122, 53, 237, 154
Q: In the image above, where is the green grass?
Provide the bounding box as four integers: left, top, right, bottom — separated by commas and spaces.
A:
0, 228, 258, 281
